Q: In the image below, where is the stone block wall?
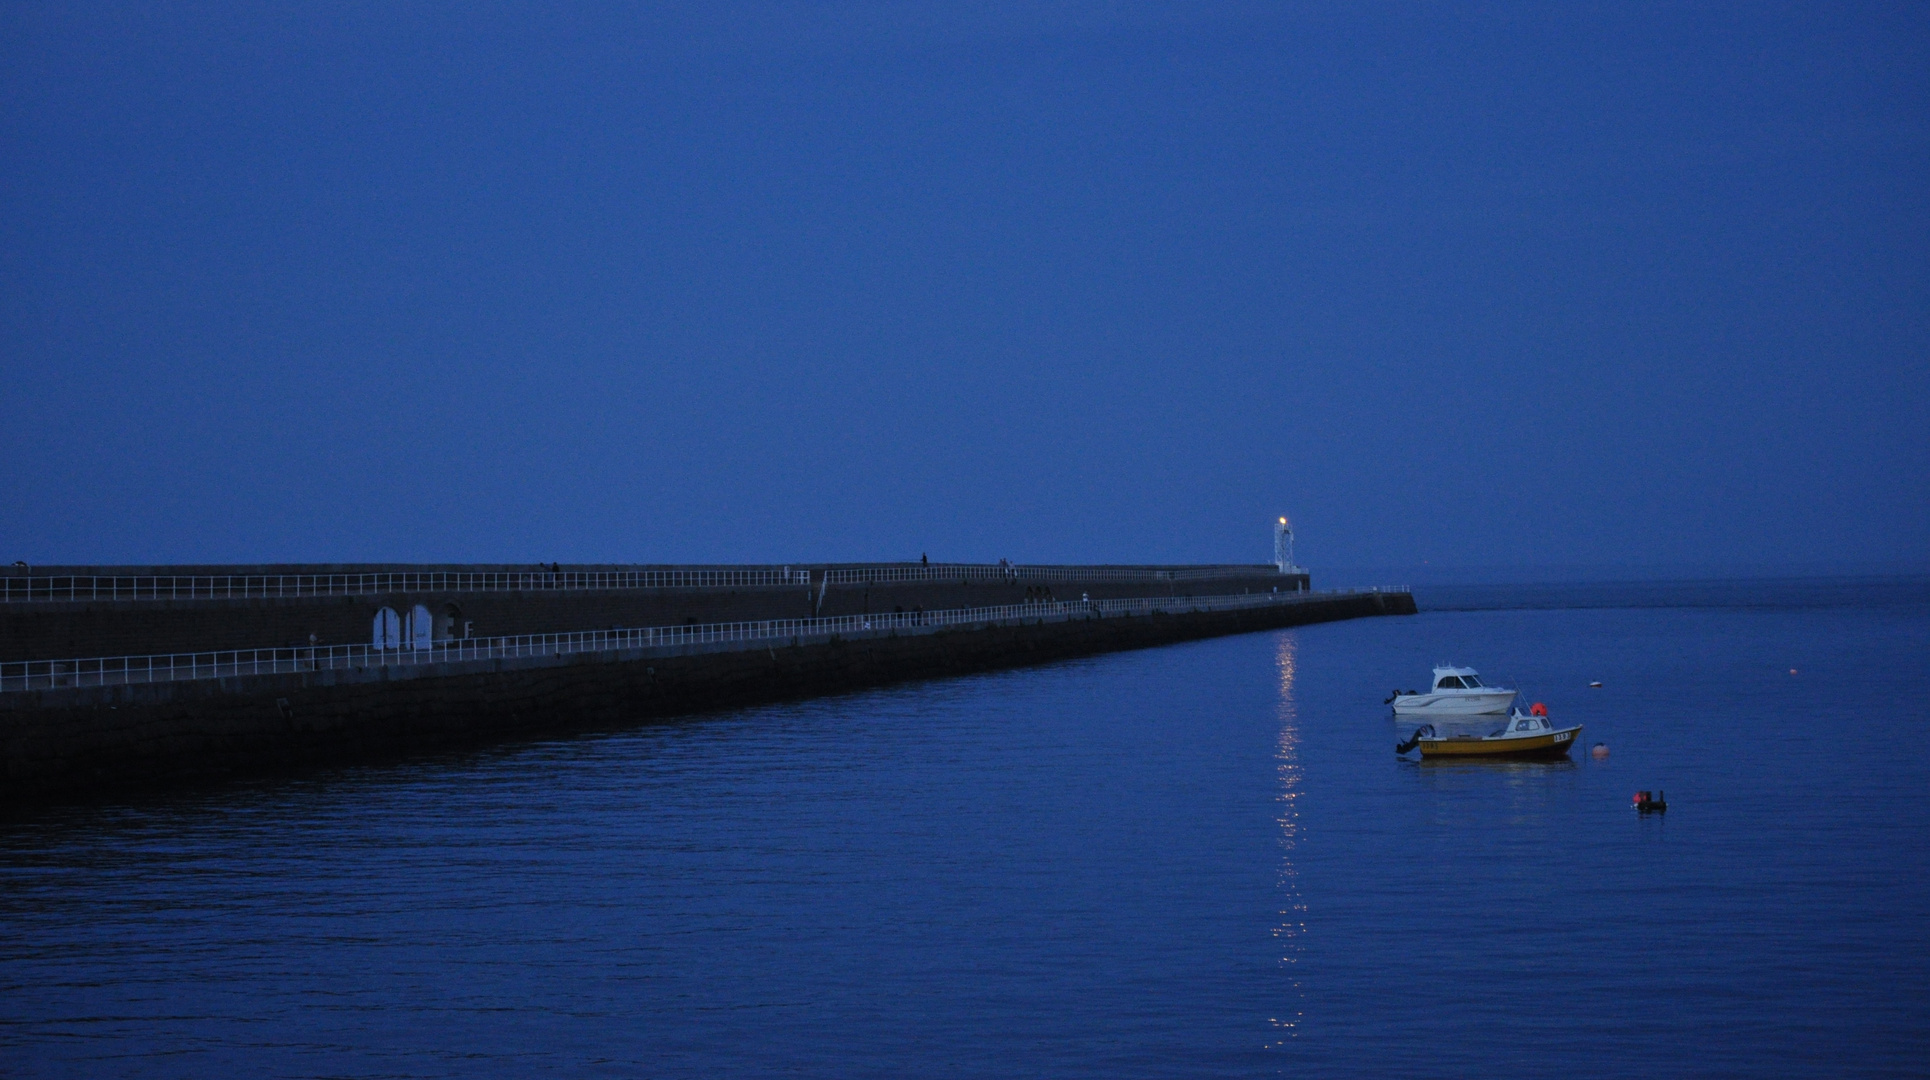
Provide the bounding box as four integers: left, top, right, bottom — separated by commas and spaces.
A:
0, 564, 1310, 662
1, 590, 1406, 802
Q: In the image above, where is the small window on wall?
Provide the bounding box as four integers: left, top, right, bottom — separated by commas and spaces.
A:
373, 607, 401, 650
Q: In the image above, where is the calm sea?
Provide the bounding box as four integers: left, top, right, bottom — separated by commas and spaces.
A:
2, 578, 1926, 1077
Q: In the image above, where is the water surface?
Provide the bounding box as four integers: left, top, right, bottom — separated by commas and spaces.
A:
3, 579, 1926, 1076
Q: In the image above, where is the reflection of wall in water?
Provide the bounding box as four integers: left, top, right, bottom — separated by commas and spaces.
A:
1269, 632, 1305, 1046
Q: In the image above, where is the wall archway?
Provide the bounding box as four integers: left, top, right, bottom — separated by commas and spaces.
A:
409, 604, 434, 650
435, 602, 464, 641
372, 607, 401, 650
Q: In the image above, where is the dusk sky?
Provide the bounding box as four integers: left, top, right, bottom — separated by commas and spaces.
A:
3, 3, 1924, 574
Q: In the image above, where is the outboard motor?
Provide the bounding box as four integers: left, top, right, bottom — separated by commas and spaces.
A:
1395, 724, 1436, 755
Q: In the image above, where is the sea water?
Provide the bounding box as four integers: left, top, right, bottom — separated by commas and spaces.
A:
2, 578, 1925, 1077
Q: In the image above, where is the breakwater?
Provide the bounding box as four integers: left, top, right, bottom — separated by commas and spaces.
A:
0, 563, 1407, 800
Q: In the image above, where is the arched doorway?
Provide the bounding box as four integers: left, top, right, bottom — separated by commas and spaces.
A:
409, 604, 434, 650
372, 607, 401, 650
435, 602, 464, 641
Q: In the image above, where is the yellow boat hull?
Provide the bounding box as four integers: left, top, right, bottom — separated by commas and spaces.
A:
1417, 724, 1582, 759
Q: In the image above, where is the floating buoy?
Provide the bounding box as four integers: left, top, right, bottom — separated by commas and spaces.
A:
1588, 681, 1602, 688
1529, 702, 1548, 717
1590, 742, 1609, 759
1790, 668, 1798, 675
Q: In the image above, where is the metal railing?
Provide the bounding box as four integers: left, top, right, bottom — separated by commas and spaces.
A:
3, 563, 1306, 602
0, 568, 813, 603
819, 564, 1286, 585
0, 588, 1403, 694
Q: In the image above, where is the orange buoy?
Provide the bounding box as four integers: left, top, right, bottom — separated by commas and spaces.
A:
1529, 702, 1548, 717
1591, 742, 1609, 759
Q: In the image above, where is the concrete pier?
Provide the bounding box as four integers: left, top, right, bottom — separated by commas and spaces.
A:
0, 563, 1407, 801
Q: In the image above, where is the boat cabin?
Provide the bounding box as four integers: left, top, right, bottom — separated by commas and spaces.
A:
1505, 713, 1552, 734
1430, 666, 1488, 691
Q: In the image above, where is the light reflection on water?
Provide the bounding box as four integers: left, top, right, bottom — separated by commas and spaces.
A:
1269, 633, 1303, 1046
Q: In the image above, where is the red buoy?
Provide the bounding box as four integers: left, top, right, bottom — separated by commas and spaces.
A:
1529, 702, 1548, 717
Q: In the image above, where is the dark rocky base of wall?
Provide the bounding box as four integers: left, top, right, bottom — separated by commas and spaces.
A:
1, 592, 1413, 804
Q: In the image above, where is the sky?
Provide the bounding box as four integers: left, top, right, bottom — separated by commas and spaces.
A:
2, 2, 1925, 575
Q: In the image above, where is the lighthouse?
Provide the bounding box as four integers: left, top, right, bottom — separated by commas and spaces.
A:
1274, 516, 1302, 575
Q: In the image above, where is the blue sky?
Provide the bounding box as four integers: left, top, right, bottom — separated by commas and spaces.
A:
2, 3, 1924, 573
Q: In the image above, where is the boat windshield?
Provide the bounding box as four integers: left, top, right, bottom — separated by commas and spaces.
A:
1462, 675, 1483, 687
1512, 717, 1544, 732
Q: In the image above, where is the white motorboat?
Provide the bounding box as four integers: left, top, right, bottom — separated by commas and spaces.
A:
1386, 666, 1517, 716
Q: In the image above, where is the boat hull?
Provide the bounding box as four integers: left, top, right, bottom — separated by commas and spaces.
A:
1417, 724, 1582, 759
1392, 689, 1517, 716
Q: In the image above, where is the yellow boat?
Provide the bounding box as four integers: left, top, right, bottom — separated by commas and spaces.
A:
1399, 709, 1582, 759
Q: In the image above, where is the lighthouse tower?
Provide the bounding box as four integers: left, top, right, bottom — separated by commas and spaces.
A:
1273, 516, 1302, 576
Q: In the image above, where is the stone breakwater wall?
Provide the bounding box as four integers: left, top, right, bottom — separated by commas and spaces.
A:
0, 562, 1307, 662
1, 590, 1411, 801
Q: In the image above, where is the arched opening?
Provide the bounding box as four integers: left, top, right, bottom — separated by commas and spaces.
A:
372, 607, 401, 650
408, 604, 434, 650
435, 602, 464, 641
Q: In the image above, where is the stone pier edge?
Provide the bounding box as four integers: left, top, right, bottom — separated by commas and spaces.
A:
1, 589, 1416, 803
